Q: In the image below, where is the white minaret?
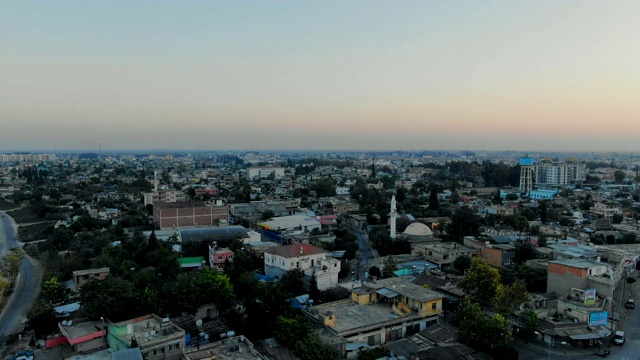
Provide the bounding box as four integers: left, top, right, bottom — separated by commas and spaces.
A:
390, 195, 397, 239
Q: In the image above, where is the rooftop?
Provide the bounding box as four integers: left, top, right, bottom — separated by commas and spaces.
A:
308, 300, 417, 335
265, 243, 326, 258
259, 214, 321, 230
550, 258, 606, 269
367, 277, 444, 303
185, 336, 267, 360
109, 315, 184, 347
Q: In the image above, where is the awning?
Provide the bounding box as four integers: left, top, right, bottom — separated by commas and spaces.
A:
376, 288, 399, 298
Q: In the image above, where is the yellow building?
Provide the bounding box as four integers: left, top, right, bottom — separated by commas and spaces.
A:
304, 277, 444, 346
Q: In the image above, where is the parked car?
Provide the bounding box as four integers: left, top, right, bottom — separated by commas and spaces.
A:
626, 299, 634, 309
613, 331, 625, 345
9, 350, 34, 360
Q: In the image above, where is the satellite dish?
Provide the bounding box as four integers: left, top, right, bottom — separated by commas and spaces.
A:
204, 334, 209, 340
151, 331, 156, 335
196, 319, 203, 326
67, 320, 73, 326
62, 320, 68, 326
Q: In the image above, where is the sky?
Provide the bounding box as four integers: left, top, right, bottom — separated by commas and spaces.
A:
2, 1, 640, 153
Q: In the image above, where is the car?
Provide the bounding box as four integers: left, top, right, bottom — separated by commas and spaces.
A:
626, 299, 635, 309
613, 331, 625, 345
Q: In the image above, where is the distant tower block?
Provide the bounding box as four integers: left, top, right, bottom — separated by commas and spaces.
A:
519, 157, 534, 195
390, 195, 397, 239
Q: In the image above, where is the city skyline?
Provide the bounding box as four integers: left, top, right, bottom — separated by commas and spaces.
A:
2, 1, 640, 152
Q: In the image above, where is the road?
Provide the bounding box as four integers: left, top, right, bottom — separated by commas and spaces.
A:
0, 211, 42, 337
347, 224, 376, 281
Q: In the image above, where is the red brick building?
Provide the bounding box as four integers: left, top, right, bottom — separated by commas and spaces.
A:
153, 201, 229, 229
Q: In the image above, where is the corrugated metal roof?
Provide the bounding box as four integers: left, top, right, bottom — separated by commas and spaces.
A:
375, 287, 400, 298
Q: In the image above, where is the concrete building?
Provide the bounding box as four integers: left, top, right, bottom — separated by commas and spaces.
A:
590, 202, 622, 220
57, 320, 108, 353
209, 247, 234, 270
107, 314, 185, 360
143, 190, 188, 206
258, 215, 322, 234
264, 243, 340, 290
412, 242, 479, 271
535, 162, 587, 186
72, 267, 110, 292
547, 259, 618, 312
153, 201, 229, 229
463, 237, 516, 268
303, 277, 444, 346
247, 166, 285, 179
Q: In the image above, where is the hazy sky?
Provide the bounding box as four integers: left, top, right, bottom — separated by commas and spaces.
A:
2, 1, 640, 152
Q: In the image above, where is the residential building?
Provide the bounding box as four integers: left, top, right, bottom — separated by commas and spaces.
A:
153, 201, 229, 229
56, 320, 108, 353
590, 202, 622, 220
264, 243, 340, 290
547, 259, 618, 312
535, 162, 587, 186
463, 237, 516, 268
209, 247, 234, 270
107, 314, 185, 360
143, 190, 188, 206
303, 277, 444, 346
247, 166, 285, 179
412, 242, 479, 271
72, 267, 110, 291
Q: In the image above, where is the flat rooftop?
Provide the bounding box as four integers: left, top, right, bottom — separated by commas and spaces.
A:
185, 337, 266, 360
111, 315, 183, 345
61, 320, 105, 339
309, 300, 419, 335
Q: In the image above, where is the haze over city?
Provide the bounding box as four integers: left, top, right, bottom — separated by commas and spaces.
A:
2, 1, 640, 152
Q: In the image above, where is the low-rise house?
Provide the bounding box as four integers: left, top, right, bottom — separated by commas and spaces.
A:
464, 237, 516, 268
52, 319, 108, 353
107, 314, 185, 360
209, 247, 234, 270
72, 267, 110, 292
412, 242, 479, 271
303, 277, 444, 346
264, 243, 340, 290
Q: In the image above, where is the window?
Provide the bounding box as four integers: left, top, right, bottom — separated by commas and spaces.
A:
169, 343, 180, 351
431, 302, 437, 310
218, 256, 223, 261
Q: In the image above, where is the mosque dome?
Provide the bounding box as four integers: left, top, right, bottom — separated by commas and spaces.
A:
402, 222, 434, 243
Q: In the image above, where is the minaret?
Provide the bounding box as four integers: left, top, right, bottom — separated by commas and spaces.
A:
390, 195, 397, 239
154, 170, 159, 192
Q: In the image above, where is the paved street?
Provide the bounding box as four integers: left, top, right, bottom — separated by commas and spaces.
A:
0, 211, 42, 337
347, 224, 376, 281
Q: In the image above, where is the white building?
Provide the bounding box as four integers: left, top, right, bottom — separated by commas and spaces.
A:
264, 244, 341, 290
143, 190, 189, 206
247, 167, 285, 179
258, 215, 322, 234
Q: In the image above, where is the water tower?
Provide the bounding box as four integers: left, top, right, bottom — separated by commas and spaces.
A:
519, 157, 534, 196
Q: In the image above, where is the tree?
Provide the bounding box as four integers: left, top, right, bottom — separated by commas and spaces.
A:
368, 266, 381, 279
280, 269, 306, 297
493, 280, 530, 315
308, 272, 320, 302
515, 242, 538, 264
457, 299, 513, 352
614, 170, 626, 184
452, 255, 472, 275
493, 189, 503, 205
381, 256, 398, 278
2, 249, 23, 285
428, 185, 439, 210
458, 258, 500, 304
521, 308, 540, 337
262, 209, 275, 221
274, 316, 312, 350
42, 276, 63, 303
26, 300, 58, 336
612, 213, 624, 224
